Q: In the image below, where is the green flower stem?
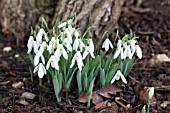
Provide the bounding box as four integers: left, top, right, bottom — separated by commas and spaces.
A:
39, 78, 42, 86
147, 99, 151, 113
52, 72, 61, 103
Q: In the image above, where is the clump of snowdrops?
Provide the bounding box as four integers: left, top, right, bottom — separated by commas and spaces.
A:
27, 17, 142, 106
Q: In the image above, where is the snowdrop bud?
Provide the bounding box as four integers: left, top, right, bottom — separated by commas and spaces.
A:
149, 87, 154, 100
27, 36, 34, 54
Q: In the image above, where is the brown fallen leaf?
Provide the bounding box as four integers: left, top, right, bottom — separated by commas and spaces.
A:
139, 87, 157, 104
78, 85, 122, 104
94, 100, 108, 110
148, 54, 170, 66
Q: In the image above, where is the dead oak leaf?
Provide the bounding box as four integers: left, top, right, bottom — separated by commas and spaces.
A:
78, 85, 122, 105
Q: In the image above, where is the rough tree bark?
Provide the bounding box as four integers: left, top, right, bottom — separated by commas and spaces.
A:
0, 0, 124, 45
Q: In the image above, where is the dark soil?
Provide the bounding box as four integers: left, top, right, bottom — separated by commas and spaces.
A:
0, 0, 170, 112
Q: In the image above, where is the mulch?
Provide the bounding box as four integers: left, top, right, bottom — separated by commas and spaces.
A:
0, 0, 170, 112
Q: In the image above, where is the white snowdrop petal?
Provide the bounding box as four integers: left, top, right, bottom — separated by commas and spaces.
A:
83, 47, 88, 59
46, 58, 51, 70
74, 30, 79, 39
36, 28, 44, 43
111, 74, 117, 84
33, 65, 39, 73
89, 39, 94, 52
34, 55, 40, 66
58, 22, 66, 28
33, 41, 39, 54
62, 47, 68, 59
38, 64, 45, 78
114, 47, 121, 59
149, 87, 154, 99
136, 45, 142, 59
70, 53, 76, 68
73, 38, 79, 51
120, 74, 127, 84
41, 55, 45, 64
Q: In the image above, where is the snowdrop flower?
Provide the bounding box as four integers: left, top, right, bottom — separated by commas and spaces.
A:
102, 38, 113, 52
46, 55, 59, 70
38, 42, 47, 56
70, 51, 84, 71
73, 38, 85, 52
33, 63, 46, 78
27, 36, 34, 54
114, 46, 123, 59
47, 37, 56, 54
63, 38, 72, 52
136, 45, 142, 59
83, 46, 95, 59
34, 54, 45, 66
34, 42, 47, 66
129, 39, 136, 55
33, 41, 39, 54
36, 28, 48, 44
58, 22, 66, 28
65, 28, 72, 44
148, 87, 154, 100
111, 70, 127, 84
88, 38, 94, 52
74, 30, 80, 39
54, 44, 68, 61
67, 25, 75, 36
123, 45, 133, 59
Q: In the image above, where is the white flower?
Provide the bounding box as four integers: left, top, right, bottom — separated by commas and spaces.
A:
114, 46, 123, 59
74, 30, 80, 39
136, 45, 142, 59
36, 28, 48, 43
129, 39, 136, 55
73, 38, 85, 52
37, 42, 47, 56
67, 25, 75, 36
27, 36, 34, 54
65, 28, 72, 44
54, 44, 68, 61
70, 51, 84, 71
34, 54, 45, 66
83, 46, 95, 59
34, 42, 47, 66
102, 38, 113, 52
148, 87, 154, 99
58, 22, 66, 28
47, 37, 56, 54
123, 45, 132, 59
46, 55, 59, 70
111, 70, 127, 84
33, 63, 46, 78
33, 41, 39, 54
63, 38, 72, 52
88, 38, 94, 52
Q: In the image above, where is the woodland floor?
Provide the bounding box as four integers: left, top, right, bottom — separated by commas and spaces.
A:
0, 0, 170, 113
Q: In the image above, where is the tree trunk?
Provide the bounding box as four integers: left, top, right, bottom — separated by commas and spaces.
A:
0, 0, 124, 45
